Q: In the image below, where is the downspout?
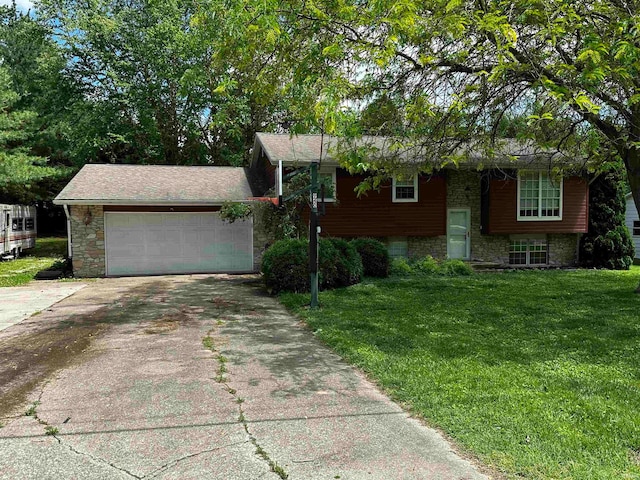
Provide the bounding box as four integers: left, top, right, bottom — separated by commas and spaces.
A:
62, 204, 72, 259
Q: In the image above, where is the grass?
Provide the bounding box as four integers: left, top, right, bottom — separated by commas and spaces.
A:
280, 268, 640, 480
0, 237, 66, 287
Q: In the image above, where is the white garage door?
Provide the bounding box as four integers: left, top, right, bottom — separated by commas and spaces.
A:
104, 212, 253, 276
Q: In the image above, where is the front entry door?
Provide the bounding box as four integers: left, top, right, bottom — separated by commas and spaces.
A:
447, 209, 470, 260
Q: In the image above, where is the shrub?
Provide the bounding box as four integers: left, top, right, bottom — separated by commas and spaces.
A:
439, 259, 474, 276
261, 239, 309, 293
261, 238, 362, 293
326, 238, 363, 287
579, 169, 634, 269
350, 238, 390, 277
413, 255, 439, 274
390, 257, 414, 276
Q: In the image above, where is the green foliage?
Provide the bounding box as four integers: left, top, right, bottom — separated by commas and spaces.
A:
219, 202, 252, 224
391, 256, 474, 277
281, 268, 640, 479
350, 238, 389, 277
579, 170, 634, 269
261, 237, 363, 293
325, 238, 362, 287
389, 257, 413, 276
262, 239, 309, 294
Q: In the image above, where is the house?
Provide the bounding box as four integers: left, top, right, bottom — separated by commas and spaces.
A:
625, 193, 640, 261
53, 164, 262, 277
251, 133, 589, 267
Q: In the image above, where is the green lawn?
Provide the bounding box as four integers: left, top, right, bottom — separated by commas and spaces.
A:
280, 268, 640, 479
0, 237, 67, 287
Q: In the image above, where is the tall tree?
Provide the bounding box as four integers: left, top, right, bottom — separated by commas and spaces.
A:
0, 66, 60, 203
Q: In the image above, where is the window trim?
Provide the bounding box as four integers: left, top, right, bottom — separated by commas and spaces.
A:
516, 171, 563, 221
318, 169, 337, 203
392, 175, 419, 203
509, 237, 548, 266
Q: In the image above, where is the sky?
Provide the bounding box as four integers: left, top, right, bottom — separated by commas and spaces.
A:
0, 0, 34, 12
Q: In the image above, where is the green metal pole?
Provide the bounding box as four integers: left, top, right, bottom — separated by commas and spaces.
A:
309, 162, 319, 308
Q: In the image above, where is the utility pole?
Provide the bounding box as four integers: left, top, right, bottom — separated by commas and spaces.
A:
309, 161, 319, 308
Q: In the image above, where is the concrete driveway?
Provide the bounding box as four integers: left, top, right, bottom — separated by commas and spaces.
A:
0, 275, 488, 479
0, 281, 87, 332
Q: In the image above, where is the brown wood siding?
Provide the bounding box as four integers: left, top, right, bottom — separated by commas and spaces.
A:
103, 206, 221, 212
488, 176, 588, 234
306, 171, 446, 237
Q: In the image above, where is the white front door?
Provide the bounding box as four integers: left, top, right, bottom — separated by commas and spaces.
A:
447, 209, 470, 260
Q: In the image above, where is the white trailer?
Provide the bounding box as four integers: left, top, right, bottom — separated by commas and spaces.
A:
0, 204, 37, 259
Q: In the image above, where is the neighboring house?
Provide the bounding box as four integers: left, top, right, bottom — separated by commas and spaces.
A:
251, 133, 589, 267
53, 164, 261, 277
625, 193, 640, 260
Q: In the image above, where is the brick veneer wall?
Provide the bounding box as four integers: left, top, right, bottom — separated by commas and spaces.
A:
70, 205, 106, 277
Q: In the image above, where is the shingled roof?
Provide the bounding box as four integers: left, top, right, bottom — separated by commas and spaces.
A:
54, 164, 253, 205
253, 133, 583, 170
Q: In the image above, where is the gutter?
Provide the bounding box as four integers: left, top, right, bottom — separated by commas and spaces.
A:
62, 204, 72, 259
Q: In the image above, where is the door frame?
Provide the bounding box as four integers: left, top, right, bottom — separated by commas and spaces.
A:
446, 208, 471, 260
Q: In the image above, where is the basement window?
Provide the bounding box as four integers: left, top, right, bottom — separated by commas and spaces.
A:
509, 237, 548, 266
388, 238, 408, 258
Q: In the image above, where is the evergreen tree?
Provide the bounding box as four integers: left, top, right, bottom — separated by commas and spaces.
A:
579, 169, 634, 269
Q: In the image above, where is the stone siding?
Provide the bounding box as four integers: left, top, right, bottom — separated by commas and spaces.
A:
548, 234, 579, 266
70, 205, 106, 277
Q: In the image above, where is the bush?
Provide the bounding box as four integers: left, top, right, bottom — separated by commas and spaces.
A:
350, 238, 390, 277
326, 238, 363, 287
579, 169, 634, 269
390, 257, 414, 276
389, 256, 474, 277
439, 259, 474, 276
261, 238, 362, 293
261, 239, 309, 293
413, 255, 439, 274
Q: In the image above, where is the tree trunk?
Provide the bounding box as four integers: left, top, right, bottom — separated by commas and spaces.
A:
623, 147, 640, 292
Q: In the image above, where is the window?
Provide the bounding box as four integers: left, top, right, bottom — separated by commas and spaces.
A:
318, 170, 337, 202
634, 220, 640, 236
509, 238, 548, 266
25, 218, 35, 230
12, 218, 24, 231
518, 172, 562, 220
388, 239, 408, 258
392, 176, 418, 202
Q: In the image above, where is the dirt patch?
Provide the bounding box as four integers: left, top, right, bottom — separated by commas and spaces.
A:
0, 281, 168, 419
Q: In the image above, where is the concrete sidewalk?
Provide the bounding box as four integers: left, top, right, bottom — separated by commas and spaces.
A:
0, 275, 488, 479
0, 281, 86, 332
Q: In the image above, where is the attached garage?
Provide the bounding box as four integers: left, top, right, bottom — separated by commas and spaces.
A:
53, 164, 259, 278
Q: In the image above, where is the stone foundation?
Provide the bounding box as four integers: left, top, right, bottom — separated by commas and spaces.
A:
70, 205, 106, 278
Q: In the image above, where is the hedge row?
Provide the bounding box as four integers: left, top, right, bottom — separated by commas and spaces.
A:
261, 237, 389, 293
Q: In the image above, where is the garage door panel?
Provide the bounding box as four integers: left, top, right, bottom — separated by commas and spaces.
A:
105, 213, 253, 276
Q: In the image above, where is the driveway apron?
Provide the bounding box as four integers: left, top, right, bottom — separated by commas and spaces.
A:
0, 275, 487, 479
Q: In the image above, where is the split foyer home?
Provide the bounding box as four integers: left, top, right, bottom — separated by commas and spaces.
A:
54, 133, 590, 277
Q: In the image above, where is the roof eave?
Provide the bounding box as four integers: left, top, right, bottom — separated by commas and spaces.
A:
52, 199, 247, 206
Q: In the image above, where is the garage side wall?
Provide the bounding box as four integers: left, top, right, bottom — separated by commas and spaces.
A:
70, 205, 105, 277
